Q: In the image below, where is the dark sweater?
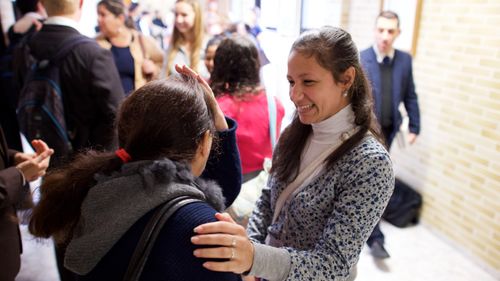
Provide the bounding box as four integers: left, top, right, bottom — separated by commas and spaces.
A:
202, 117, 242, 206
77, 202, 240, 281
66, 158, 241, 281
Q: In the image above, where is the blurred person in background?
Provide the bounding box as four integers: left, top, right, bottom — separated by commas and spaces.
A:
211, 35, 284, 182
96, 0, 163, 95
203, 33, 224, 79
22, 0, 125, 278
163, 0, 209, 79
0, 0, 46, 152
8, 0, 46, 46
360, 10, 421, 259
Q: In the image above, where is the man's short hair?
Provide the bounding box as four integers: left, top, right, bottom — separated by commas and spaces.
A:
41, 0, 78, 16
377, 10, 400, 28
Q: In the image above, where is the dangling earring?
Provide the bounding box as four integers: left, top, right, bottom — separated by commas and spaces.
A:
343, 90, 349, 97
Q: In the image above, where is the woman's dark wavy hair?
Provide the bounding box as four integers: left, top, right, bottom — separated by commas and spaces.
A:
210, 34, 261, 96
29, 75, 215, 240
97, 0, 136, 29
271, 26, 383, 184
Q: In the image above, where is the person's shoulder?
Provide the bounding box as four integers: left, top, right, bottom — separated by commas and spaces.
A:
360, 46, 374, 57
360, 47, 376, 66
132, 28, 153, 43
357, 135, 389, 153
71, 35, 103, 54
395, 49, 413, 61
67, 35, 113, 67
150, 201, 219, 243
94, 32, 105, 40
94, 34, 110, 49
142, 201, 240, 281
344, 135, 391, 164
169, 201, 219, 228
360, 46, 372, 54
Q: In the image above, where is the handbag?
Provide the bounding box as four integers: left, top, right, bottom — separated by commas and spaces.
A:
123, 196, 201, 281
226, 92, 277, 227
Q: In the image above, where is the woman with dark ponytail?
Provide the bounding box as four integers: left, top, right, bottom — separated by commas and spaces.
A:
191, 26, 394, 281
29, 66, 240, 281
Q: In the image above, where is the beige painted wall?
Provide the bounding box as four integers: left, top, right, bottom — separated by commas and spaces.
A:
345, 0, 500, 275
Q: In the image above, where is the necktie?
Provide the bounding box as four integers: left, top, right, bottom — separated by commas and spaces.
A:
382, 56, 391, 66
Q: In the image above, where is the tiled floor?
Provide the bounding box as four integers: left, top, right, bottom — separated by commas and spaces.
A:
356, 221, 498, 281
16, 225, 59, 281
15, 220, 498, 280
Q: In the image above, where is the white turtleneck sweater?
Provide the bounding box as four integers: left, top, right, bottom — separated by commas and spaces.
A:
299, 104, 358, 186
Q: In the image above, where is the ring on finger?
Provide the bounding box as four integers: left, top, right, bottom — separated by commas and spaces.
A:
231, 237, 236, 248
230, 247, 235, 260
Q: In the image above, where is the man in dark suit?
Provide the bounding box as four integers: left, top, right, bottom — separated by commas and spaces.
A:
17, 0, 124, 279
360, 10, 421, 259
18, 0, 124, 159
0, 126, 53, 281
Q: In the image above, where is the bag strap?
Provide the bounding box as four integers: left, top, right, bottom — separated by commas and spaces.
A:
265, 91, 277, 149
123, 196, 202, 281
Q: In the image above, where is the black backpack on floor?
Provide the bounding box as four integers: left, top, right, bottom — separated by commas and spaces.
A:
382, 178, 423, 227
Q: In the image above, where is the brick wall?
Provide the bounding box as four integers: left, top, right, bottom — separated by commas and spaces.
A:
346, 0, 500, 275
345, 0, 380, 50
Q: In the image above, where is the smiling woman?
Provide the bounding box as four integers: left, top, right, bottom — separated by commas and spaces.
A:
163, 0, 209, 78
286, 50, 353, 124
191, 26, 395, 281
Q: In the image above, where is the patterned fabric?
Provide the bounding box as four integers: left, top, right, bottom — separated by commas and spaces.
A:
247, 136, 394, 281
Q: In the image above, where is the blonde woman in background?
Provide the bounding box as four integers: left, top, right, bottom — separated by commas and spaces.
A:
95, 0, 163, 95
163, 0, 209, 78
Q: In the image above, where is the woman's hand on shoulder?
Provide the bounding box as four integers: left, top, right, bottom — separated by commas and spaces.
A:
175, 64, 228, 131
191, 212, 254, 274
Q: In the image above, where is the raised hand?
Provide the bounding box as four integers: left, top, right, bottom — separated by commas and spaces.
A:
407, 133, 418, 145
15, 140, 54, 182
175, 64, 228, 131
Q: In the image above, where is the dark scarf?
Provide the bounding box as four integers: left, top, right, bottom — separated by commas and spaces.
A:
65, 158, 225, 275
